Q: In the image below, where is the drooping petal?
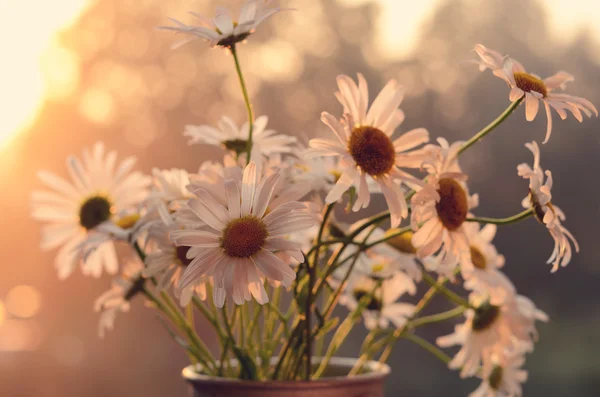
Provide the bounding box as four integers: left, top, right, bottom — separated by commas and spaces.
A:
525, 93, 540, 121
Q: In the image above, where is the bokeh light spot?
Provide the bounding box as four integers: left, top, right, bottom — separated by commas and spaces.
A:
6, 285, 42, 319
41, 45, 81, 101
0, 300, 5, 326
0, 319, 42, 352
79, 88, 116, 124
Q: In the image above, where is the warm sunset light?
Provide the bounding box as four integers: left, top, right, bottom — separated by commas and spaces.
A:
1, 1, 599, 396
0, 0, 91, 150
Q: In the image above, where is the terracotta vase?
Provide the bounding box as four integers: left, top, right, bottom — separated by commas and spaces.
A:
182, 357, 390, 397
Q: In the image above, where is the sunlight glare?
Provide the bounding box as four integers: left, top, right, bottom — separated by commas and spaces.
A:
0, 0, 93, 150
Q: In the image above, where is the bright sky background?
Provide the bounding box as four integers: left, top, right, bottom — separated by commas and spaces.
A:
0, 0, 599, 152
338, 0, 600, 59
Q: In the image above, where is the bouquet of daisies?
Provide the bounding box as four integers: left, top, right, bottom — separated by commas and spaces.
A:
31, 1, 596, 395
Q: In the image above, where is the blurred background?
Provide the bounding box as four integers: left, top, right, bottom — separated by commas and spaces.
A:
1, 0, 599, 395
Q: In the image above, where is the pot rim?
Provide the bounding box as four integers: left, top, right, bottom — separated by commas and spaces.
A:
182, 356, 390, 389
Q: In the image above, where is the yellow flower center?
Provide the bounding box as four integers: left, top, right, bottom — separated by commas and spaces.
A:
371, 263, 386, 274
116, 214, 140, 230
176, 246, 193, 267
221, 216, 268, 258
472, 301, 500, 332
436, 178, 468, 231
329, 170, 342, 182
470, 246, 487, 270
513, 72, 547, 97
387, 230, 417, 254
79, 195, 112, 230
489, 365, 503, 390
348, 126, 396, 177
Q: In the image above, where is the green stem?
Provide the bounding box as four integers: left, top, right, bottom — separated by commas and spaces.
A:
240, 305, 246, 348
304, 239, 348, 258
230, 45, 255, 163
305, 203, 335, 380
403, 333, 451, 365
133, 242, 216, 371
143, 288, 214, 372
246, 302, 262, 350
466, 208, 533, 225
363, 226, 412, 249
161, 291, 217, 369
458, 97, 524, 155
313, 282, 380, 379
351, 276, 447, 372
133, 241, 146, 261
421, 272, 469, 308
192, 296, 226, 345
409, 306, 466, 328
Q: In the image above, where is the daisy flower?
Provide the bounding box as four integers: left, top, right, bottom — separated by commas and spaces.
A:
461, 222, 516, 305
411, 138, 479, 272
339, 273, 416, 330
94, 261, 145, 338
472, 44, 598, 143
184, 116, 297, 160
437, 293, 547, 378
307, 73, 429, 227
347, 222, 422, 282
170, 162, 315, 307
143, 222, 207, 307
291, 145, 339, 196
159, 0, 290, 49
469, 342, 532, 397
31, 142, 150, 279
517, 141, 579, 272
150, 168, 192, 211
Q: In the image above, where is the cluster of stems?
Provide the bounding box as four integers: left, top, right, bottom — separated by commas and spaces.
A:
129, 46, 532, 380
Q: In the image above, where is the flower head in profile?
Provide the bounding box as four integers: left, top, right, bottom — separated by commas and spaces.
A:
94, 261, 145, 338
517, 141, 579, 272
149, 168, 193, 211
472, 44, 598, 143
461, 223, 516, 305
143, 222, 207, 307
184, 116, 297, 160
31, 142, 150, 279
339, 273, 415, 330
159, 1, 290, 49
291, 144, 340, 196
437, 293, 547, 378
411, 138, 479, 272
470, 342, 531, 397
170, 162, 315, 307
339, 221, 422, 282
307, 74, 429, 226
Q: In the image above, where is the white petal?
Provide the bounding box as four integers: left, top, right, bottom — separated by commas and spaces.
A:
262, 201, 307, 226
393, 128, 429, 153
187, 198, 226, 231
525, 93, 540, 121
170, 230, 220, 247
241, 162, 257, 216
252, 249, 296, 283
308, 138, 346, 156
224, 179, 241, 219
214, 9, 234, 36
